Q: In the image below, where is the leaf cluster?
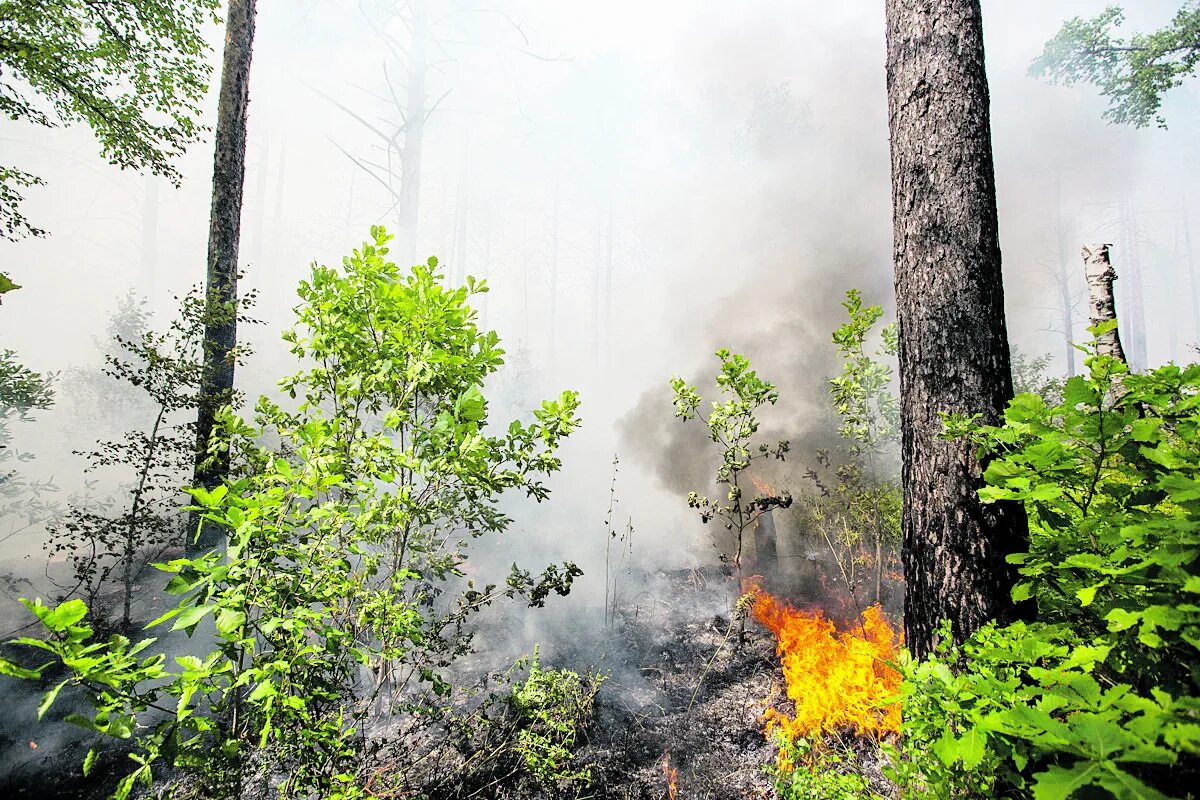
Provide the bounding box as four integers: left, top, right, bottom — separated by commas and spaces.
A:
896, 335, 1200, 799
0, 0, 221, 238
1031, 3, 1200, 128
2, 228, 583, 799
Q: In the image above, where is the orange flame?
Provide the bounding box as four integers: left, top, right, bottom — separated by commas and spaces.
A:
751, 590, 901, 743
660, 751, 679, 799
750, 475, 777, 497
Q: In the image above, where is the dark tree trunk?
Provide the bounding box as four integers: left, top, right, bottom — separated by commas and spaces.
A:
884, 0, 1029, 659
191, 0, 257, 551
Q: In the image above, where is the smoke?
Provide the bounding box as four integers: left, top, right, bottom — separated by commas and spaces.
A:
0, 1, 1198, 787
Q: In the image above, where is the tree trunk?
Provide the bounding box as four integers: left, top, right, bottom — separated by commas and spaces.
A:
452, 157, 468, 285
1183, 195, 1198, 346
1082, 244, 1128, 363
396, 0, 429, 266
192, 0, 257, 551
549, 184, 560, 368
1117, 198, 1148, 370
1054, 176, 1077, 377
604, 194, 614, 369
140, 176, 159, 312
884, 0, 1029, 659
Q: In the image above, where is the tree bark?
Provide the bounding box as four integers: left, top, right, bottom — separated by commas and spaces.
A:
884, 0, 1029, 659
192, 0, 257, 551
1082, 243, 1128, 363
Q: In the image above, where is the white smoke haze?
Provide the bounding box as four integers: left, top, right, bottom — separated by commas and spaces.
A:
0, 0, 1197, 738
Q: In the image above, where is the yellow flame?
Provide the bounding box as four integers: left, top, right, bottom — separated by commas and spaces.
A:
751, 590, 901, 745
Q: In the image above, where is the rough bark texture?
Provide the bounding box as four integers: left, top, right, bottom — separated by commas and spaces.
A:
884, 0, 1029, 659
1082, 243, 1128, 363
192, 0, 257, 551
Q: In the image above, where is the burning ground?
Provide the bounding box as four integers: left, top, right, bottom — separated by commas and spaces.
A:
1, 564, 905, 800
422, 560, 905, 800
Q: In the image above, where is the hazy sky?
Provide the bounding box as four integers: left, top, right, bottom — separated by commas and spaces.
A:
2, 0, 1197, 572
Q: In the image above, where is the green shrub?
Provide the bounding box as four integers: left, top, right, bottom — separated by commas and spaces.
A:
0, 227, 583, 799
509, 646, 605, 791
893, 326, 1200, 799
773, 735, 882, 800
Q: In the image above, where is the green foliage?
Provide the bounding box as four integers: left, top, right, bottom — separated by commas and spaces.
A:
1011, 349, 1066, 408
800, 290, 901, 606
1032, 3, 1200, 128
0, 0, 221, 238
774, 735, 882, 800
2, 228, 582, 799
509, 646, 604, 791
46, 287, 253, 630
830, 289, 898, 451
0, 268, 21, 298
0, 348, 57, 536
896, 337, 1200, 799
671, 350, 791, 622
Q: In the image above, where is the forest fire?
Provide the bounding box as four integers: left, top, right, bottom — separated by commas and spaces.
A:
660, 751, 679, 799
750, 589, 901, 743
750, 475, 777, 498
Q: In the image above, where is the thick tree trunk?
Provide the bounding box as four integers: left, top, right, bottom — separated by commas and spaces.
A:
884, 0, 1029, 659
192, 0, 257, 551
1082, 243, 1128, 363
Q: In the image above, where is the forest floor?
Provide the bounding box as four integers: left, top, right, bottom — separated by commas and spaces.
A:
0, 566, 897, 800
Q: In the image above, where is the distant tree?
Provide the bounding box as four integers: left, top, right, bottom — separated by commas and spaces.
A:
1032, 3, 1200, 128
884, 0, 1030, 658
192, 0, 258, 550
0, 0, 221, 241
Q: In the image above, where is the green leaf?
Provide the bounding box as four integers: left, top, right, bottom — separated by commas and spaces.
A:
82, 747, 98, 777
0, 657, 42, 680
958, 726, 987, 769
170, 604, 215, 632
1076, 582, 1104, 607
214, 608, 246, 637
39, 599, 89, 631
1032, 762, 1100, 800
37, 680, 68, 720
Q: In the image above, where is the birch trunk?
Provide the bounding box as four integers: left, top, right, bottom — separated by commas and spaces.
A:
1082, 243, 1128, 363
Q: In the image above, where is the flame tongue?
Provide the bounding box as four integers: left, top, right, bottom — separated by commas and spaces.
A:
752, 591, 901, 740
660, 751, 679, 799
